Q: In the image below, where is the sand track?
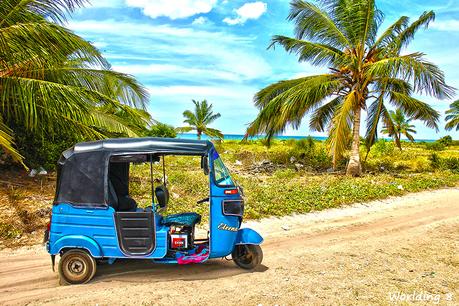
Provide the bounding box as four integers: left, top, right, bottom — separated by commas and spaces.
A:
1, 188, 458, 305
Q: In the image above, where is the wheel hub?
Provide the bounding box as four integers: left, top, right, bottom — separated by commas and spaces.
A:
68, 259, 85, 275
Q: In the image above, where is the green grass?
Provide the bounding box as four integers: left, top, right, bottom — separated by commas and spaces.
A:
127, 139, 459, 223
2, 138, 459, 246
238, 171, 459, 219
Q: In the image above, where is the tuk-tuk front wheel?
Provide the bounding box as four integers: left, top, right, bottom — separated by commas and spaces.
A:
232, 244, 263, 270
58, 249, 96, 285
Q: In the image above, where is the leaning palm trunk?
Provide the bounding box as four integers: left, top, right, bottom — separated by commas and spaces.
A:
347, 107, 362, 176
245, 0, 453, 176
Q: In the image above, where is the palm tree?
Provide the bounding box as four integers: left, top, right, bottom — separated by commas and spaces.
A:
178, 100, 223, 140
445, 100, 459, 131
381, 109, 416, 148
245, 0, 453, 176
0, 0, 149, 166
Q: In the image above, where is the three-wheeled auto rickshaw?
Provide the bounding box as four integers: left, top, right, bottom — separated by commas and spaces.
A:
45, 137, 263, 284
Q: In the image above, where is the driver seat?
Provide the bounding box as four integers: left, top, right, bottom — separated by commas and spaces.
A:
162, 212, 201, 227
155, 185, 201, 227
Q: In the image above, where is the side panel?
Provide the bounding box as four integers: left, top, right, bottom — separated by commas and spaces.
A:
235, 228, 264, 245
208, 197, 240, 258
208, 149, 240, 258
49, 204, 167, 258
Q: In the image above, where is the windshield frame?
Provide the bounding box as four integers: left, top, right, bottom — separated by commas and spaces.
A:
211, 151, 235, 188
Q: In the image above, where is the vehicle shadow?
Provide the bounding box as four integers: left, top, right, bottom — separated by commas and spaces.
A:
93, 259, 268, 283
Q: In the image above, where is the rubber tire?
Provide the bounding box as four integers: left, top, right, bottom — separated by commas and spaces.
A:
232, 244, 263, 270
58, 249, 97, 285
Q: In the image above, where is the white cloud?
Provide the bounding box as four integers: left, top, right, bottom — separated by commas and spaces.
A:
112, 63, 241, 81
68, 20, 254, 42
192, 16, 209, 25
431, 20, 459, 31
112, 50, 271, 82
223, 1, 267, 25
92, 41, 108, 49
88, 0, 124, 8
148, 85, 255, 99
68, 20, 271, 82
125, 0, 217, 19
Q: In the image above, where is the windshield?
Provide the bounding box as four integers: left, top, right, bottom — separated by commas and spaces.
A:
213, 156, 235, 187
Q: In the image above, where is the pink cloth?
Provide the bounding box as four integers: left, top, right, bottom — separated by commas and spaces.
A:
177, 245, 209, 264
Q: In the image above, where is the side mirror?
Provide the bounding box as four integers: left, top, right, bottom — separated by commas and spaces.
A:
201, 156, 209, 175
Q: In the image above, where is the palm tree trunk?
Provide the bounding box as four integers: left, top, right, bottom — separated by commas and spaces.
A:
346, 107, 362, 176
197, 130, 202, 140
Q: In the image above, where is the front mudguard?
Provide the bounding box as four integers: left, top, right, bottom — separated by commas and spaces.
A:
234, 228, 263, 245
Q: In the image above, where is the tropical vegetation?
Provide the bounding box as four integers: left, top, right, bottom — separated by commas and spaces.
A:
246, 0, 454, 176
178, 100, 223, 140
3, 137, 459, 245
445, 100, 459, 131
0, 0, 149, 167
381, 109, 416, 148
145, 122, 177, 138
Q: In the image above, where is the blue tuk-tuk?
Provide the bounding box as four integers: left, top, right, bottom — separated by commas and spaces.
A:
45, 137, 263, 284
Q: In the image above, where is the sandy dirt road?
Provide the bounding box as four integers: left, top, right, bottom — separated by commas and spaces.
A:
1, 188, 458, 305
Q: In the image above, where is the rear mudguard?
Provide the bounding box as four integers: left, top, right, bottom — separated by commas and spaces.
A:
49, 235, 103, 257
234, 228, 263, 245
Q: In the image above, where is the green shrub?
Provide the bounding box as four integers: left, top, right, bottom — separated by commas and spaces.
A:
294, 137, 315, 154
438, 135, 453, 146
9, 122, 81, 170
425, 141, 445, 151
429, 153, 441, 168
285, 139, 297, 146
429, 153, 459, 172
442, 157, 459, 172
144, 122, 177, 138
372, 139, 395, 157
289, 138, 332, 170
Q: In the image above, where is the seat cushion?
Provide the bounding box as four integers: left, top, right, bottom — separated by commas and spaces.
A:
161, 212, 201, 227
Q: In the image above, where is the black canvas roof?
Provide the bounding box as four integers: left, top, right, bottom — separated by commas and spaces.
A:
65, 137, 212, 156
54, 137, 214, 207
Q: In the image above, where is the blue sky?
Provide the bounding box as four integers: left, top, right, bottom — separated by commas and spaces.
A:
69, 0, 459, 139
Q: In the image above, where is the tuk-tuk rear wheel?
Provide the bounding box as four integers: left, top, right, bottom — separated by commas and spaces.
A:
232, 244, 263, 270
58, 249, 96, 285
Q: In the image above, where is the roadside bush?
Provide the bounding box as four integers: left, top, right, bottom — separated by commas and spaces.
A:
9, 123, 81, 170
284, 139, 297, 146
293, 137, 315, 156
270, 150, 290, 164
429, 153, 459, 172
437, 135, 453, 146
144, 122, 176, 138
372, 139, 395, 157
425, 141, 445, 151
289, 138, 332, 171
443, 157, 459, 172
